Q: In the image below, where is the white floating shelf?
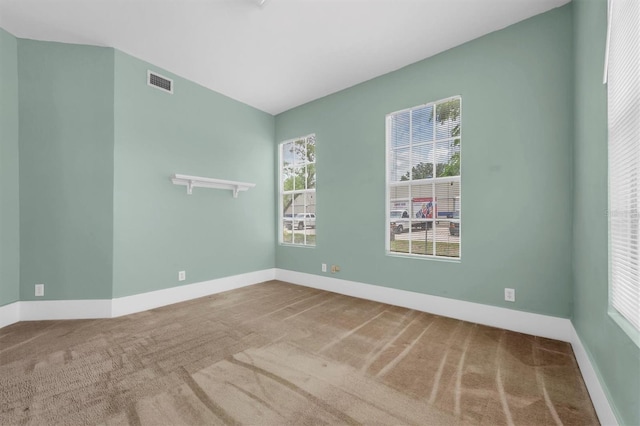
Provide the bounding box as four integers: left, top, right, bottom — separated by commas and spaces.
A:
171, 174, 256, 198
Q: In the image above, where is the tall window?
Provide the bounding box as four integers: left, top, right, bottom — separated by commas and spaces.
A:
280, 134, 316, 246
386, 96, 461, 259
607, 0, 639, 333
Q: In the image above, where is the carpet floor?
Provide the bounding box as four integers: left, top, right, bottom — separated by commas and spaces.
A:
0, 280, 598, 425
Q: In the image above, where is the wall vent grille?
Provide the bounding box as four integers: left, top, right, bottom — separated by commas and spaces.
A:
147, 70, 173, 94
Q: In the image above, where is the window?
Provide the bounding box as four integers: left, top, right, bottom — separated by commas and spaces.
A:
386, 96, 461, 259
280, 134, 316, 246
607, 0, 639, 333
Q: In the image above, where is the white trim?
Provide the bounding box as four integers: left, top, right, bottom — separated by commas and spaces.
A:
20, 299, 112, 321
111, 268, 275, 317
384, 94, 462, 117
0, 302, 20, 328
275, 269, 571, 341
603, 0, 613, 84
570, 327, 619, 426
0, 269, 276, 327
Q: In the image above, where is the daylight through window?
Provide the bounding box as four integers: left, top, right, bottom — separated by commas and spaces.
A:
386, 97, 461, 259
280, 135, 316, 246
607, 0, 639, 333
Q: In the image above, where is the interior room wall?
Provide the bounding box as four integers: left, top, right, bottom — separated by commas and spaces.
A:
275, 5, 574, 318
111, 51, 275, 298
1, 2, 637, 422
0, 28, 20, 307
17, 39, 115, 301
572, 0, 640, 424
10, 38, 275, 303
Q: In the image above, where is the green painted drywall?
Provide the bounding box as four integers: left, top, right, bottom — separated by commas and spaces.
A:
572, 0, 640, 424
112, 50, 275, 298
18, 40, 114, 300
275, 6, 574, 318
0, 28, 20, 307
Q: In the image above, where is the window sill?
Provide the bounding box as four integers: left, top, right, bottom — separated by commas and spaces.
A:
386, 251, 461, 263
608, 310, 640, 348
280, 243, 316, 249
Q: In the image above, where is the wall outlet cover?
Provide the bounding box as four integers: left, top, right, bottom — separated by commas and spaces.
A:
178, 271, 186, 281
504, 288, 516, 302
35, 284, 44, 297
322, 263, 327, 272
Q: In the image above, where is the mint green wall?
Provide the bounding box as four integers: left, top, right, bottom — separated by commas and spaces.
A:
12, 40, 275, 302
112, 51, 275, 298
275, 6, 574, 318
18, 40, 114, 300
2, 4, 638, 422
572, 0, 640, 424
0, 28, 20, 306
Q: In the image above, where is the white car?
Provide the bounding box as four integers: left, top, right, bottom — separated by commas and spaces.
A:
390, 209, 431, 233
284, 213, 316, 230
390, 210, 410, 233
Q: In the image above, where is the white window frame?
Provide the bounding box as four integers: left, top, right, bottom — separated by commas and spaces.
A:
385, 96, 462, 260
606, 0, 640, 342
279, 134, 316, 247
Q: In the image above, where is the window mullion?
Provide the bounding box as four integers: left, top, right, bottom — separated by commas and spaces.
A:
386, 97, 461, 259
280, 135, 316, 247
408, 110, 414, 254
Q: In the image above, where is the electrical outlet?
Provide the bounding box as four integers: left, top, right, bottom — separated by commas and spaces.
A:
35, 284, 44, 297
504, 288, 515, 302
321, 263, 327, 273
178, 271, 186, 281
331, 265, 341, 273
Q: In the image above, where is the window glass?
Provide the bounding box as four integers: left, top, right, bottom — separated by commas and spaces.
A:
387, 97, 461, 259
280, 135, 316, 247
607, 0, 639, 334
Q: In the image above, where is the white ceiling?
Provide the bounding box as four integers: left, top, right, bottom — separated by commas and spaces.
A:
0, 0, 569, 115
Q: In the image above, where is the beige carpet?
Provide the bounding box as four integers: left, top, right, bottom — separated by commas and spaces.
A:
0, 280, 598, 425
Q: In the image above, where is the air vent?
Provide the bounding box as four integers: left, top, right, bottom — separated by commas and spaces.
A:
147, 70, 173, 94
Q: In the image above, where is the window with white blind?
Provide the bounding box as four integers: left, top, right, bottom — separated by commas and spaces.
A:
280, 134, 316, 246
386, 96, 461, 259
607, 0, 639, 334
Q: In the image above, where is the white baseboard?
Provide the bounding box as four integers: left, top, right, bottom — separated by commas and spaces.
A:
570, 327, 619, 425
20, 299, 112, 321
275, 269, 572, 341
111, 268, 276, 317
0, 269, 276, 325
0, 301, 20, 329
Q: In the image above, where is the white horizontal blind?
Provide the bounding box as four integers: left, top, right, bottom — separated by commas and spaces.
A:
608, 0, 640, 331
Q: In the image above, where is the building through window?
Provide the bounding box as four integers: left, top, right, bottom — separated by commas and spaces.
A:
280, 134, 316, 246
386, 97, 461, 259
